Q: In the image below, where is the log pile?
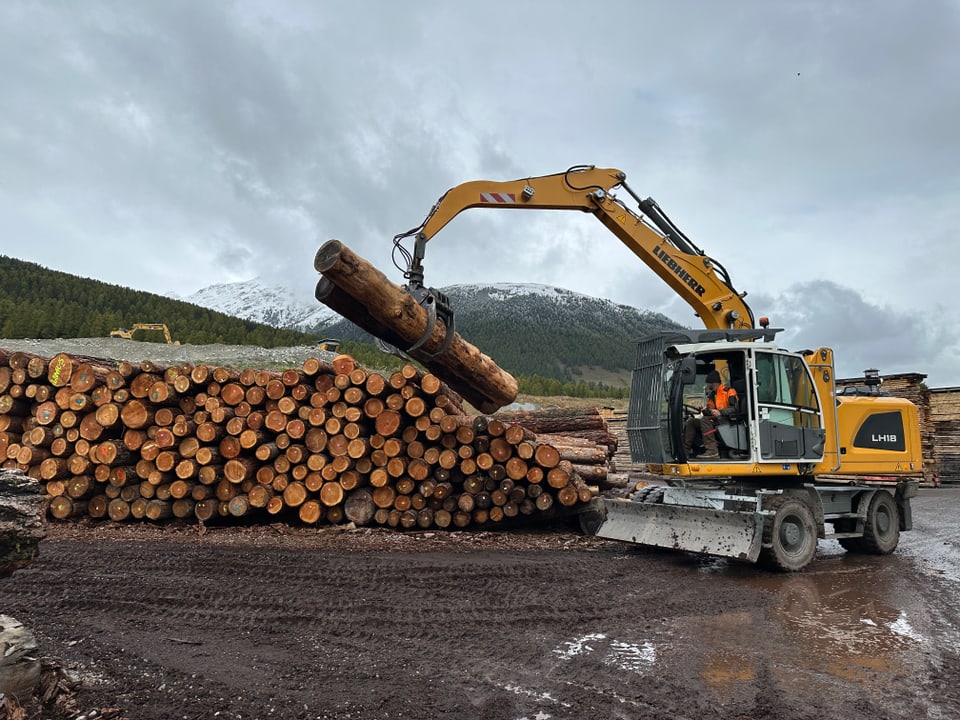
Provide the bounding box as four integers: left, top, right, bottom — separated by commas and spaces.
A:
0, 348, 612, 529
493, 406, 627, 490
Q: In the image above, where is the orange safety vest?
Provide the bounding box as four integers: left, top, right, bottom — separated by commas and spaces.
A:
707, 385, 737, 412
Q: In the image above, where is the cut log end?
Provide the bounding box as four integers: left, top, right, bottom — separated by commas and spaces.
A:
314, 239, 346, 273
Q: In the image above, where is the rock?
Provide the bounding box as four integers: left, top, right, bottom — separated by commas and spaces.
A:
0, 614, 40, 699
0, 469, 46, 578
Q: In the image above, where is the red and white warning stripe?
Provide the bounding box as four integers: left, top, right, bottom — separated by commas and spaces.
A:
480, 193, 516, 203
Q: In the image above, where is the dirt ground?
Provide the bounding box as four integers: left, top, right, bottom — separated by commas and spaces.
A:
2, 488, 959, 720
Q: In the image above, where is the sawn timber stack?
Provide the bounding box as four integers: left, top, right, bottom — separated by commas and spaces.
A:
314, 239, 518, 414
0, 348, 616, 530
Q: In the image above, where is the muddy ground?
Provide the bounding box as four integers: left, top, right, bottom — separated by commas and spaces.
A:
1, 488, 958, 720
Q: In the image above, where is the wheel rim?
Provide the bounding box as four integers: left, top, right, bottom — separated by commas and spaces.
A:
779, 514, 808, 555
875, 505, 892, 536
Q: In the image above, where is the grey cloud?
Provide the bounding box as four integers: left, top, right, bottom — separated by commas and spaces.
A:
650, 278, 957, 387
752, 280, 957, 386
0, 1, 956, 386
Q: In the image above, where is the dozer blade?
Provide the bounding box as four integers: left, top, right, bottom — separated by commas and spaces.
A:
582, 498, 765, 562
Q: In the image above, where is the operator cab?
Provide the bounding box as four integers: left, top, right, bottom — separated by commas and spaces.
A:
679, 355, 750, 459
626, 330, 827, 468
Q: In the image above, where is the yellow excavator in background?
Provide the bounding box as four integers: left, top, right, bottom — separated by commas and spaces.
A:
109, 323, 180, 345
315, 338, 342, 352
380, 165, 922, 570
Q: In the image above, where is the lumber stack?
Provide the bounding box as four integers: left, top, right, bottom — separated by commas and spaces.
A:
0, 348, 609, 529
931, 388, 960, 483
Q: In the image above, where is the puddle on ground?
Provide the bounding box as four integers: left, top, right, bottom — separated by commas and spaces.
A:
690, 555, 934, 696
700, 650, 756, 699
749, 561, 926, 655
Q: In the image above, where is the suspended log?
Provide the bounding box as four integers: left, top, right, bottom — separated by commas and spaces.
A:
494, 406, 608, 433
314, 241, 518, 413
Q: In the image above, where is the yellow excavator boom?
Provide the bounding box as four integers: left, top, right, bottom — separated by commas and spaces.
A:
395, 165, 755, 330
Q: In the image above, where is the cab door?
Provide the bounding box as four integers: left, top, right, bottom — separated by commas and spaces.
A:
753, 351, 826, 461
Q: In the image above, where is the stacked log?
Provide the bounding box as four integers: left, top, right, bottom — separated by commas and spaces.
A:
0, 349, 608, 529
493, 406, 627, 489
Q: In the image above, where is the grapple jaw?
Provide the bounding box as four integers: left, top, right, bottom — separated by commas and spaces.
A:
403, 283, 456, 358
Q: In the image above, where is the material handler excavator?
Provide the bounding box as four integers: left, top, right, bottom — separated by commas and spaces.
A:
372, 165, 923, 571
109, 323, 180, 345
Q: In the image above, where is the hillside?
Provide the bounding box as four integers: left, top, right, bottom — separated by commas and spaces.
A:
0, 256, 686, 390
181, 279, 685, 386
185, 279, 337, 332
0, 255, 320, 348
321, 283, 684, 384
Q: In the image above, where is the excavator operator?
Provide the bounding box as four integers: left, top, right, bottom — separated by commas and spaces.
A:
684, 370, 739, 459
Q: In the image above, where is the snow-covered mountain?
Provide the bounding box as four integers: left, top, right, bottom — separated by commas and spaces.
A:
447, 282, 660, 315
184, 279, 338, 333
183, 279, 685, 382
184, 280, 675, 334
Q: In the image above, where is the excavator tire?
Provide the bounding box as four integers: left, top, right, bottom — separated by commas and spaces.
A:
839, 491, 900, 555
630, 486, 665, 504
577, 500, 606, 536
758, 496, 818, 572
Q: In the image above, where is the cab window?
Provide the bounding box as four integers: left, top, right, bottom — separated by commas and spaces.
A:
755, 352, 820, 428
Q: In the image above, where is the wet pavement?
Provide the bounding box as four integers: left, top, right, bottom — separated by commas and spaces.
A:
691, 486, 960, 716
3, 487, 959, 719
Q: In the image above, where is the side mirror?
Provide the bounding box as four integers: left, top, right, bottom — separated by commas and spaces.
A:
679, 356, 698, 385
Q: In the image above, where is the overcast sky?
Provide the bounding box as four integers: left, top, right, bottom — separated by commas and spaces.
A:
2, 1, 958, 386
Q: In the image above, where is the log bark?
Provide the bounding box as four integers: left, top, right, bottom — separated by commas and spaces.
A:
314, 241, 518, 413
494, 406, 608, 434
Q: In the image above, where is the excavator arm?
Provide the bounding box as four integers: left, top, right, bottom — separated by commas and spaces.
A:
110, 323, 178, 344
131, 324, 175, 343
393, 165, 754, 330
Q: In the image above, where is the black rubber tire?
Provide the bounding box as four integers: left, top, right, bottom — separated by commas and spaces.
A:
578, 502, 606, 536
759, 497, 818, 572
645, 487, 665, 504
630, 486, 665, 504
857, 491, 900, 554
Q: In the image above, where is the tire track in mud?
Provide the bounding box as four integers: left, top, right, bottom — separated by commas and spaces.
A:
3, 528, 959, 719
4, 539, 694, 718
